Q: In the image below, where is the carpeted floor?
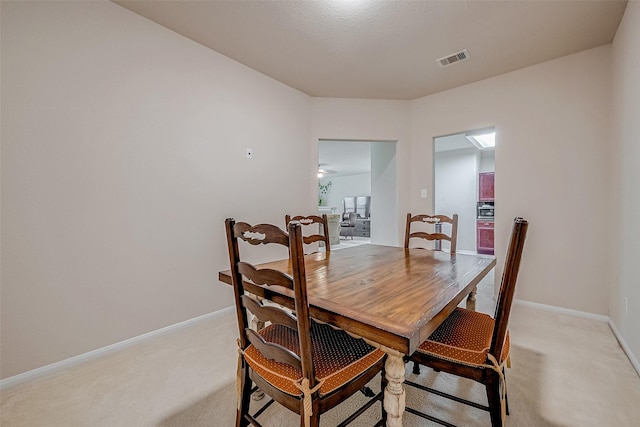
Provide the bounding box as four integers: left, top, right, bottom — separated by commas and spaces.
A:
2, 272, 640, 426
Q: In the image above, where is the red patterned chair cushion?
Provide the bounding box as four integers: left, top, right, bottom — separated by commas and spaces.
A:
244, 321, 385, 396
416, 307, 510, 366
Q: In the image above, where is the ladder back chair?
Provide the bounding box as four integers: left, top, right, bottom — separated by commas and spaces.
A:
225, 218, 387, 427
285, 214, 331, 253
404, 213, 465, 373
404, 213, 459, 254
404, 217, 529, 427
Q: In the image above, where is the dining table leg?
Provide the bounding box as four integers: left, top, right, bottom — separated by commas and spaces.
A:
466, 286, 477, 311
250, 314, 266, 401
382, 347, 406, 427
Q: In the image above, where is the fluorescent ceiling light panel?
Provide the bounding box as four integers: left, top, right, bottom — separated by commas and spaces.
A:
465, 132, 495, 149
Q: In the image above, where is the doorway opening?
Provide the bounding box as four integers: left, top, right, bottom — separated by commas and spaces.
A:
433, 128, 495, 255
318, 139, 397, 248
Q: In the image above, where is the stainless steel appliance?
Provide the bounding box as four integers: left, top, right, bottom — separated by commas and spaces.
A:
477, 202, 495, 255
477, 202, 495, 219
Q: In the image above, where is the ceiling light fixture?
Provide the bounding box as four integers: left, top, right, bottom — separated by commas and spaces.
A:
318, 165, 336, 178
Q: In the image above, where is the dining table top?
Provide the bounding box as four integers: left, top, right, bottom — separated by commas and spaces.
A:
218, 244, 496, 355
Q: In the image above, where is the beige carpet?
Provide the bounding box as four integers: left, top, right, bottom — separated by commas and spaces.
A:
2, 273, 640, 426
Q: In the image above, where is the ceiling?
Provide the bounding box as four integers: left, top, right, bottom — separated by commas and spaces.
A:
318, 140, 371, 178
114, 0, 626, 177
115, 0, 627, 100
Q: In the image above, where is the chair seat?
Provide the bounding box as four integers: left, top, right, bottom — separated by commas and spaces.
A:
416, 307, 510, 367
245, 321, 385, 396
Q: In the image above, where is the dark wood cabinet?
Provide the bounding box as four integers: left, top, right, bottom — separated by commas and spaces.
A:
479, 172, 495, 202
477, 220, 494, 255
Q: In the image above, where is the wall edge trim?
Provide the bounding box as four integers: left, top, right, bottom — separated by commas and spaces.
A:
513, 298, 639, 377
0, 306, 234, 390
608, 319, 640, 377
513, 298, 609, 322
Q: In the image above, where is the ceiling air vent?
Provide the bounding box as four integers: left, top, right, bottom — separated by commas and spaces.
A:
436, 49, 470, 68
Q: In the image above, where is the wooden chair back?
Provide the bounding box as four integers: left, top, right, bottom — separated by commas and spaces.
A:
404, 213, 459, 254
224, 218, 315, 385
285, 214, 330, 252
490, 217, 529, 362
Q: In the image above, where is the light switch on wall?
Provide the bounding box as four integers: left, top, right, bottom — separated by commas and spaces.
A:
420, 189, 428, 198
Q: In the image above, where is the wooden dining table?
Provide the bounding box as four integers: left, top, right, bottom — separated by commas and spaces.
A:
218, 244, 496, 427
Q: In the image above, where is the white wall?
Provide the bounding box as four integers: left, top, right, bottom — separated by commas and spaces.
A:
4, 1, 637, 380
434, 148, 479, 252
610, 1, 640, 366
310, 99, 412, 246
412, 46, 612, 316
1, 1, 311, 378
479, 150, 495, 173
370, 142, 397, 246
311, 48, 614, 319
320, 174, 371, 213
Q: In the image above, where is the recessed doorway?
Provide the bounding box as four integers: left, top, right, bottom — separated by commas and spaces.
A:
434, 129, 495, 254
318, 139, 397, 247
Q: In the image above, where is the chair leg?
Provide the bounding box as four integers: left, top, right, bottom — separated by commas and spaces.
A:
412, 361, 420, 375
250, 315, 266, 401
307, 399, 321, 427
236, 362, 252, 427
298, 399, 321, 427
503, 367, 509, 416
485, 371, 503, 427
505, 388, 510, 416
307, 415, 320, 427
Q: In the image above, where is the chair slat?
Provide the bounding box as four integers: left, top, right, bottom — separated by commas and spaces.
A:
405, 212, 458, 254
285, 214, 331, 252
302, 234, 326, 245
411, 214, 456, 225
233, 222, 289, 246
287, 214, 324, 224
241, 294, 298, 330
238, 262, 294, 290
409, 232, 452, 242
246, 328, 302, 370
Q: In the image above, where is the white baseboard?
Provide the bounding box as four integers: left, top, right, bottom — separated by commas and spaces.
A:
608, 319, 640, 377
0, 306, 234, 390
513, 298, 609, 323
4, 301, 638, 389
513, 298, 639, 377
